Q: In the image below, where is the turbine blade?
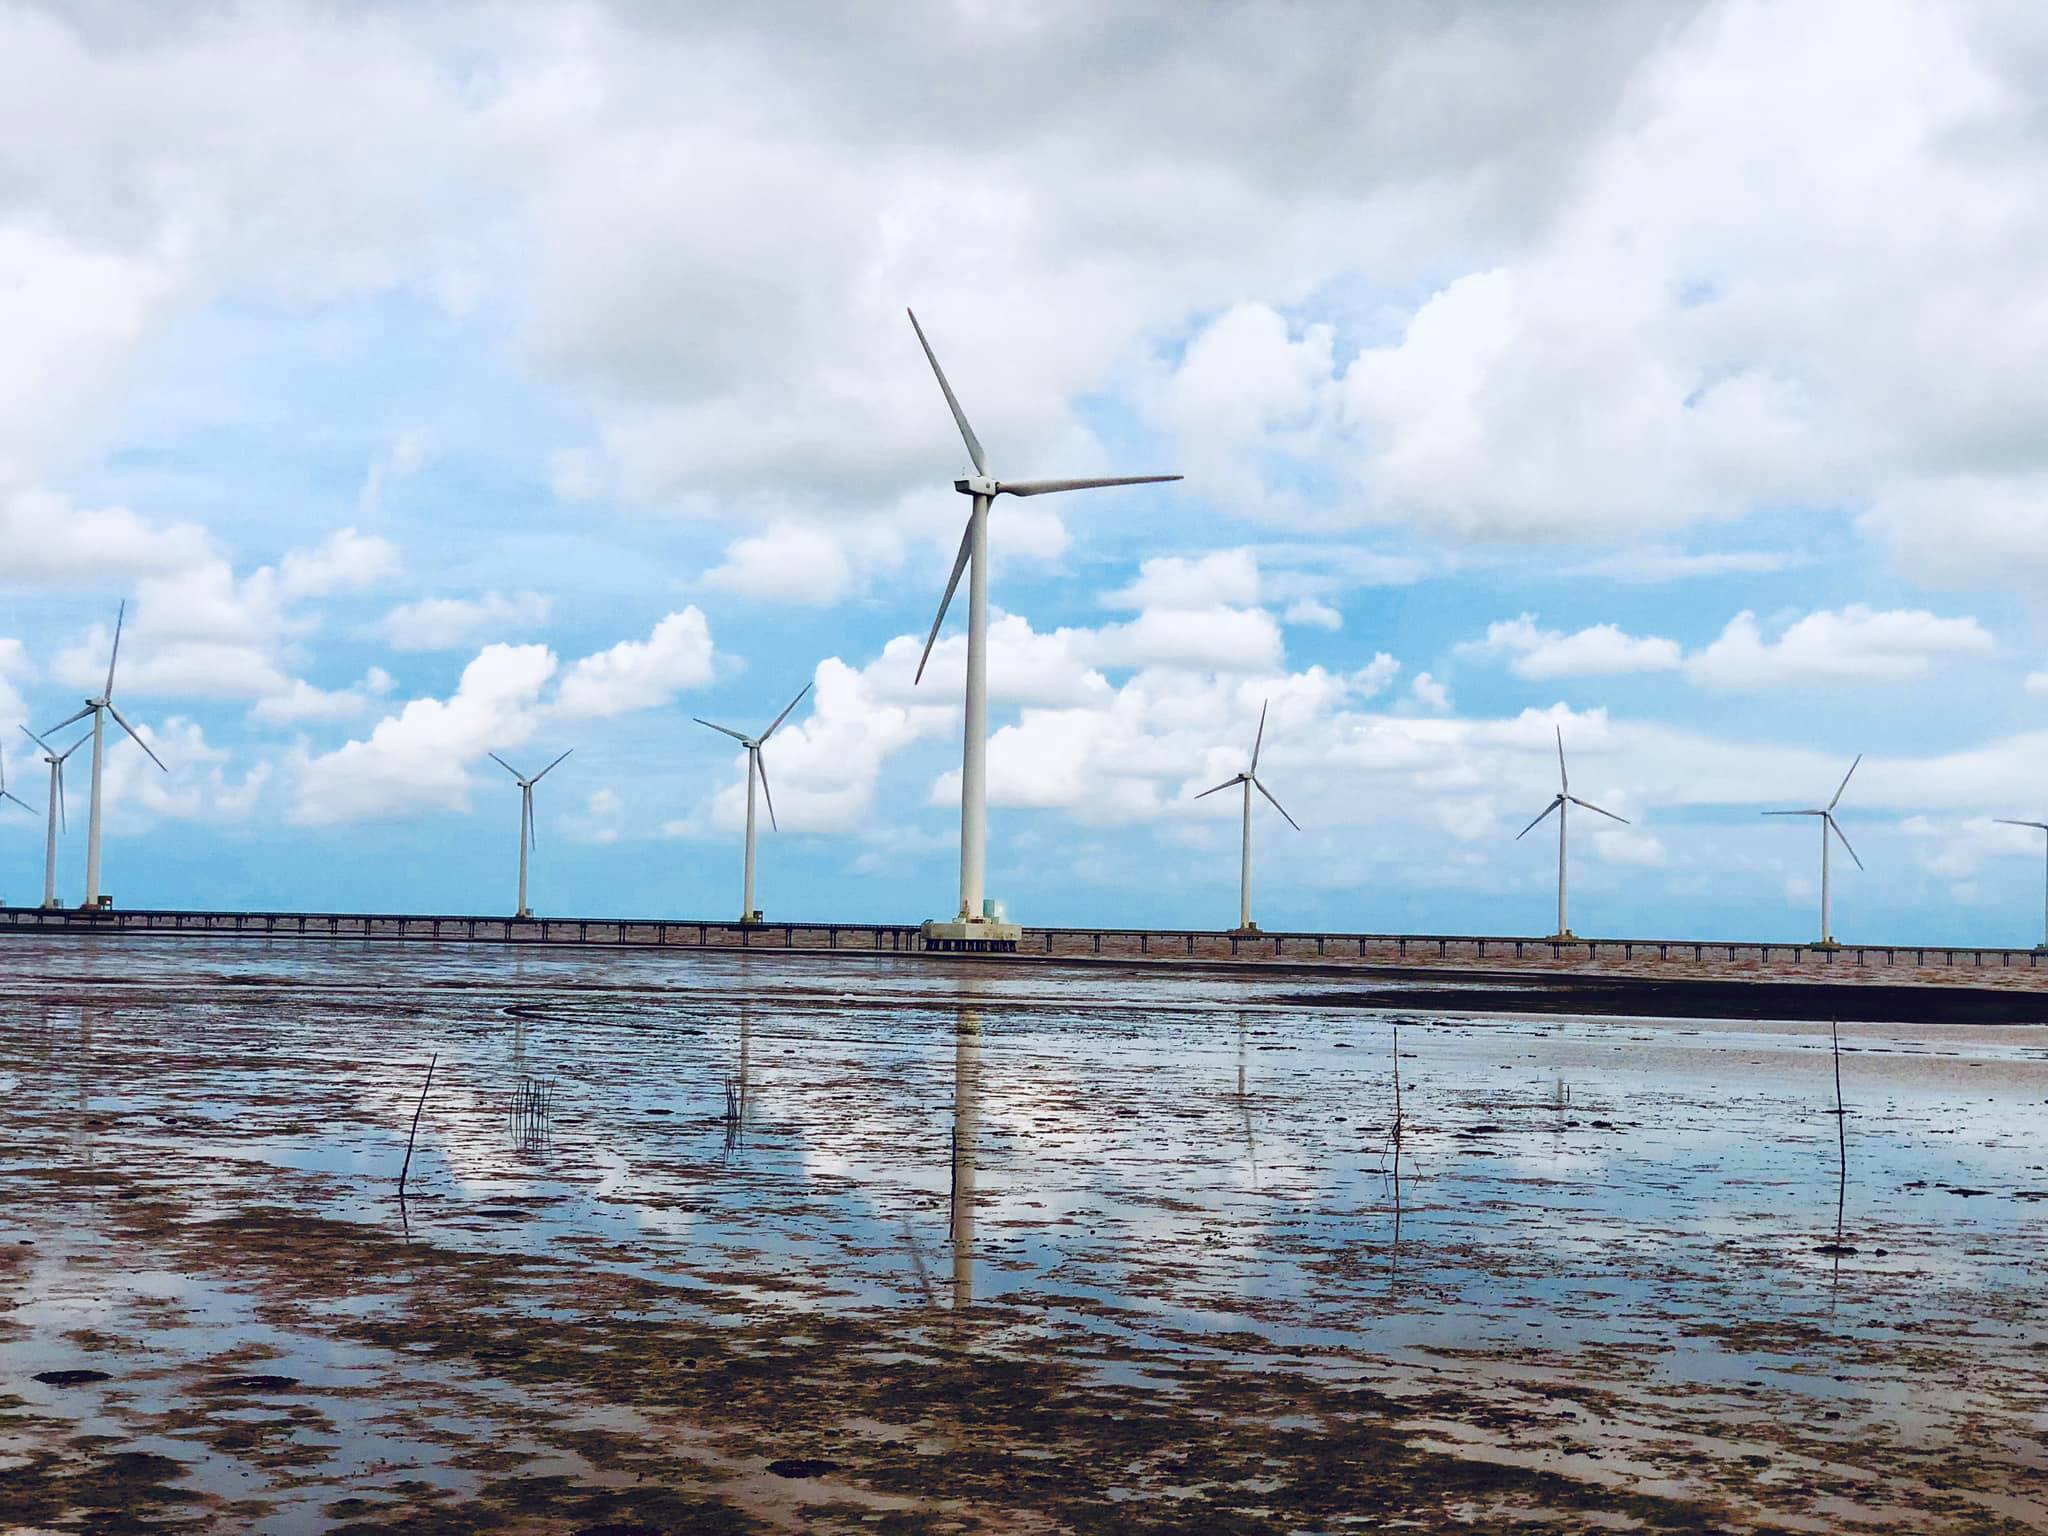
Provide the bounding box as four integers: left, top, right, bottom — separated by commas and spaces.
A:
1250, 700, 1267, 774
1828, 753, 1862, 812
906, 308, 986, 475
525, 790, 535, 850
1193, 776, 1241, 801
57, 734, 89, 763
915, 516, 975, 686
44, 705, 93, 733
488, 751, 525, 780
2, 791, 34, 814
531, 748, 573, 784
759, 680, 812, 743
1516, 798, 1561, 840
757, 749, 778, 833
1568, 795, 1629, 825
19, 724, 56, 755
1828, 813, 1863, 870
997, 474, 1183, 497
1252, 776, 1300, 831
107, 705, 166, 772
1555, 726, 1567, 793
105, 600, 125, 700
56, 767, 66, 833
1761, 809, 1821, 817
693, 719, 751, 745
1996, 818, 2048, 831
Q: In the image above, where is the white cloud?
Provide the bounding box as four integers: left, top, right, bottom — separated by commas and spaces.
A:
1282, 597, 1343, 631
554, 609, 715, 719
1409, 672, 1452, 712
0, 637, 31, 721
1570, 546, 1807, 583
249, 667, 395, 726
1462, 613, 1684, 679
0, 488, 212, 589
1104, 551, 1262, 612
1685, 606, 1995, 691
277, 526, 400, 600
704, 521, 877, 607
290, 644, 558, 825
2027, 672, 2048, 698
375, 591, 554, 652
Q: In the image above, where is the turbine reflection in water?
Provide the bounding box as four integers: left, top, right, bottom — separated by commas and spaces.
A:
949, 1005, 981, 1311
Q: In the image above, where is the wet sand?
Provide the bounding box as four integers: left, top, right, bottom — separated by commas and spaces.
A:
2, 936, 2045, 1533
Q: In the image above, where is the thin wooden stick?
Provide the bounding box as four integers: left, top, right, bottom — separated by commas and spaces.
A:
399, 1053, 437, 1195
1831, 1019, 1846, 1246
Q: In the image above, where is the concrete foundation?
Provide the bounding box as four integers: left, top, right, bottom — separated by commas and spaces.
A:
922, 917, 1021, 953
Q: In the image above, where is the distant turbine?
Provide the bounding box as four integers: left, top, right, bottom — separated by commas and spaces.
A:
695, 681, 811, 923
1995, 817, 2048, 952
41, 602, 167, 909
489, 749, 572, 920
1515, 727, 1629, 940
1194, 700, 1300, 933
18, 726, 86, 910
1764, 755, 1862, 947
907, 308, 1182, 948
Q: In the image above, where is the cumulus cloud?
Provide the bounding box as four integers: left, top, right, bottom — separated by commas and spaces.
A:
1461, 614, 1684, 679
291, 644, 559, 824
1685, 606, 1995, 690
249, 667, 395, 726
374, 591, 554, 652
554, 609, 716, 719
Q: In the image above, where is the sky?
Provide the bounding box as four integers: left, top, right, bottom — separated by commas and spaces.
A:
4, 0, 2048, 944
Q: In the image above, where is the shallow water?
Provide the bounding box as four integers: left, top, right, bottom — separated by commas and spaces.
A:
2, 936, 2045, 1533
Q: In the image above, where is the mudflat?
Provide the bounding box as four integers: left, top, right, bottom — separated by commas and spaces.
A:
2, 937, 2043, 1532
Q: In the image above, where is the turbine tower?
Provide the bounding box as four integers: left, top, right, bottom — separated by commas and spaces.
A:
694, 681, 811, 923
1995, 817, 2048, 952
907, 308, 1182, 951
41, 602, 167, 909
18, 726, 86, 910
1764, 755, 1862, 947
1515, 727, 1628, 940
1193, 700, 1300, 933
489, 749, 572, 920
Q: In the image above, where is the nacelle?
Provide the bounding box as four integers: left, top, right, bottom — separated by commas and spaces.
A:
953, 475, 1000, 497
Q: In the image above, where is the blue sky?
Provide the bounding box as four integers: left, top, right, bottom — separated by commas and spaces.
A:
4, 1, 2048, 944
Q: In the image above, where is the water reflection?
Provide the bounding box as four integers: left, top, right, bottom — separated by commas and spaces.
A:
1235, 1011, 1259, 1185
723, 999, 752, 1160
949, 1006, 980, 1310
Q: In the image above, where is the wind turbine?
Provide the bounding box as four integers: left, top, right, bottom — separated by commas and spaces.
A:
18, 727, 86, 910
41, 602, 166, 909
1995, 817, 2048, 952
488, 749, 572, 920
1194, 701, 1300, 933
694, 681, 811, 923
1764, 755, 1862, 947
907, 308, 1182, 949
1515, 727, 1629, 940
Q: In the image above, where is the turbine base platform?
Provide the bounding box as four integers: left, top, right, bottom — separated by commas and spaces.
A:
1814, 939, 1841, 950
922, 918, 1021, 953
1233, 923, 1261, 935
739, 911, 765, 925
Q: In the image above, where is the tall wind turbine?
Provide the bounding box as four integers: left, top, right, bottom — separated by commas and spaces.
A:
18, 727, 86, 910
1194, 701, 1300, 933
906, 308, 1182, 949
489, 749, 572, 920
1995, 817, 2048, 952
1764, 755, 1862, 947
694, 681, 811, 923
41, 602, 167, 909
1515, 727, 1629, 940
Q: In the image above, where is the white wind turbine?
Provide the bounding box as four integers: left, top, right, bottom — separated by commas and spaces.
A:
1515, 727, 1629, 940
41, 602, 167, 909
695, 681, 811, 923
1194, 701, 1300, 933
18, 726, 87, 910
907, 309, 1182, 948
489, 749, 572, 920
1764, 755, 1862, 947
1994, 816, 2048, 952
